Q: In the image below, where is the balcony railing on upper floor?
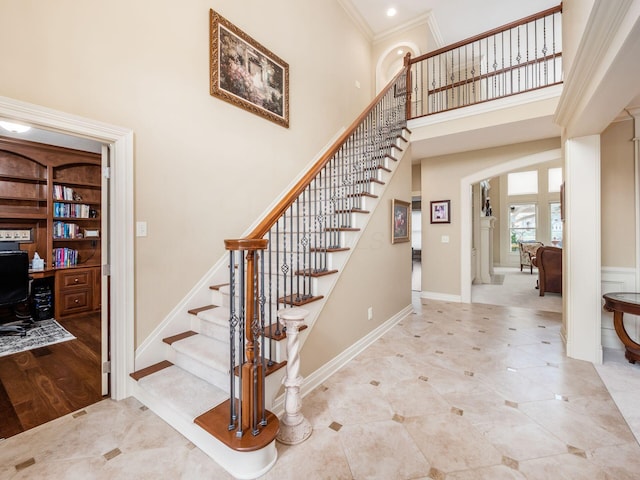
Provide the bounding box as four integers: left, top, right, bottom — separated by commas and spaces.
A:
407, 4, 563, 119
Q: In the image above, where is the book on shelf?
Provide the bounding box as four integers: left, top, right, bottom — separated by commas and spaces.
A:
53, 221, 81, 239
53, 184, 76, 201
52, 247, 78, 268
53, 202, 91, 218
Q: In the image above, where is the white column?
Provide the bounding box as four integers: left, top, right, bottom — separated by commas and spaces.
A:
479, 216, 496, 284
276, 308, 312, 445
565, 135, 602, 363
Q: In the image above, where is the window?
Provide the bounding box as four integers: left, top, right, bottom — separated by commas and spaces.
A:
548, 167, 562, 193
509, 203, 537, 251
550, 202, 562, 246
508, 171, 538, 195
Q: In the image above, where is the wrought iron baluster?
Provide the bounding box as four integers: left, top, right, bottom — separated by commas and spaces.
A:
236, 249, 245, 437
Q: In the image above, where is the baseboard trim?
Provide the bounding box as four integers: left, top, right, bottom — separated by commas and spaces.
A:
420, 291, 462, 303
271, 304, 413, 415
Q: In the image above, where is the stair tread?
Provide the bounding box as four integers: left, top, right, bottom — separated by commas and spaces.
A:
188, 304, 218, 315
163, 331, 198, 345
209, 283, 229, 291
279, 294, 324, 306
130, 360, 174, 381
263, 322, 307, 340
137, 364, 228, 420
309, 246, 350, 252
295, 268, 338, 277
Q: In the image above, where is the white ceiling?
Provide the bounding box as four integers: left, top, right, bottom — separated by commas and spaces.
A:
342, 0, 561, 44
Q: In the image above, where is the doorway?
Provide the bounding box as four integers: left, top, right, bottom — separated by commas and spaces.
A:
0, 129, 108, 437
0, 96, 134, 411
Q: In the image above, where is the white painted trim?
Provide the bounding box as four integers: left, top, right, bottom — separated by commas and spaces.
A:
627, 108, 640, 294
565, 135, 602, 364
0, 95, 135, 400
130, 380, 277, 479
555, 0, 634, 129
459, 148, 562, 303
420, 291, 462, 303
375, 42, 421, 93
409, 84, 563, 130
271, 304, 413, 415
373, 13, 431, 45
426, 11, 444, 50
336, 0, 373, 40
601, 266, 637, 350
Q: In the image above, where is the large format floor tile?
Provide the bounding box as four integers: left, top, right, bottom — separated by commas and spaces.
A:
1, 294, 638, 479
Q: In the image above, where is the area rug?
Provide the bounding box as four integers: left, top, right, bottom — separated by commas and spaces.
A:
0, 319, 75, 357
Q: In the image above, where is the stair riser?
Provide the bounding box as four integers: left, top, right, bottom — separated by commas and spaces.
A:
169, 348, 232, 393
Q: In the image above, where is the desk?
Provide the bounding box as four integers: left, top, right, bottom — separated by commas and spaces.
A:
603, 292, 640, 364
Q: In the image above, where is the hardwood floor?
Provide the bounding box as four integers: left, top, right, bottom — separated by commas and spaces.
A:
0, 312, 104, 439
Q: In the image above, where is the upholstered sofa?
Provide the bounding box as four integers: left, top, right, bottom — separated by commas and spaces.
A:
532, 246, 562, 296
518, 241, 544, 274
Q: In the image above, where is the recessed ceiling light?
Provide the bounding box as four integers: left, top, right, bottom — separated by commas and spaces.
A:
397, 49, 404, 55
387, 7, 397, 17
0, 121, 31, 133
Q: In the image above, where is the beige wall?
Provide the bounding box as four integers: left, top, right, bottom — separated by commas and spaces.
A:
420, 138, 560, 296
0, 0, 375, 346
601, 119, 636, 267
412, 163, 421, 194
302, 147, 413, 376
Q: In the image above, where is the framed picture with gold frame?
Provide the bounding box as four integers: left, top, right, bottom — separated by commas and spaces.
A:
391, 199, 411, 244
210, 9, 289, 128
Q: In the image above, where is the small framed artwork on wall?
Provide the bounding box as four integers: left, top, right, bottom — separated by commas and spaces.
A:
430, 200, 451, 224
391, 199, 411, 244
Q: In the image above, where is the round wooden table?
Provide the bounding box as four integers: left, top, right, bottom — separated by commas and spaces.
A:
603, 292, 640, 364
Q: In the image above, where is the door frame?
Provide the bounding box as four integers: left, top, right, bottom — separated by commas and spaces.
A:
0, 95, 135, 400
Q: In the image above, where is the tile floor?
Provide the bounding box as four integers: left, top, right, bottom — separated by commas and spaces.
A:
2, 294, 640, 479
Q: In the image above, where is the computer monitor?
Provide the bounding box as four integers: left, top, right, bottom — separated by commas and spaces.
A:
0, 242, 21, 251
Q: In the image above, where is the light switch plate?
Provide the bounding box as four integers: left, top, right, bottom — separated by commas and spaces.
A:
136, 221, 148, 237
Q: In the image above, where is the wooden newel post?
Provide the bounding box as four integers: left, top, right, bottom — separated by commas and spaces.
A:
404, 52, 412, 121
276, 307, 312, 445
224, 238, 268, 433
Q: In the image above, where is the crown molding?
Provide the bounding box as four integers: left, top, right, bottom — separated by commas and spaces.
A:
426, 11, 445, 50
373, 12, 431, 44
554, 0, 634, 130
337, 0, 373, 41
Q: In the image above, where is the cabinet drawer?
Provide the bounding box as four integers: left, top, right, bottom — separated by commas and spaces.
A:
60, 270, 92, 288
59, 289, 92, 315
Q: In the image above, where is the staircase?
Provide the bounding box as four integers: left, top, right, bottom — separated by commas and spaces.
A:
129, 63, 411, 479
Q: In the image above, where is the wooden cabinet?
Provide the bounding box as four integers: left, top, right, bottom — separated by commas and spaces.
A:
0, 137, 102, 318
55, 266, 100, 318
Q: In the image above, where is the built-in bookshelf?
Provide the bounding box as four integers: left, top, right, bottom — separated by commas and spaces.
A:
0, 137, 102, 318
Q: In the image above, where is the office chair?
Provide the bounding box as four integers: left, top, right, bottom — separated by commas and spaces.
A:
0, 250, 34, 336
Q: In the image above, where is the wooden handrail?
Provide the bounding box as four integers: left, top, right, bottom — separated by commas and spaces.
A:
426, 52, 563, 95
229, 63, 409, 244
410, 4, 562, 65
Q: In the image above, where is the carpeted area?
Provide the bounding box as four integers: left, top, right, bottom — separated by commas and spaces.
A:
0, 319, 75, 357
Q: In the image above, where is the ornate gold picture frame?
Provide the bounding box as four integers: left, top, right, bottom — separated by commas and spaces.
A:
210, 10, 289, 128
392, 199, 411, 244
